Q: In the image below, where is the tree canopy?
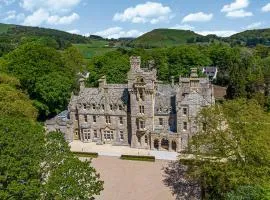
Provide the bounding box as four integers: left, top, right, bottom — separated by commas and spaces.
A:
171, 99, 270, 199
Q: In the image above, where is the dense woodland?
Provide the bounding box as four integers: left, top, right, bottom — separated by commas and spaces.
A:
0, 23, 270, 199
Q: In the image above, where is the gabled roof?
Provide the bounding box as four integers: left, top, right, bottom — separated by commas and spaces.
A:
180, 91, 210, 106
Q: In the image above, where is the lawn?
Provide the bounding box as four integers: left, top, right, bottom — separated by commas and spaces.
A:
73, 40, 116, 59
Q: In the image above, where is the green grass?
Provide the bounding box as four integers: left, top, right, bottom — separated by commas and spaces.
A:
73, 41, 116, 59
120, 155, 155, 162
0, 23, 14, 34
73, 151, 99, 158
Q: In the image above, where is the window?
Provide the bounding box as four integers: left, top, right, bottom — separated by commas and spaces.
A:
139, 91, 144, 100
83, 104, 87, 109
183, 122, 187, 131
145, 135, 148, 144
119, 117, 123, 125
139, 121, 145, 129
110, 104, 113, 110
159, 118, 163, 126
183, 108, 188, 115
102, 104, 105, 110
75, 129, 78, 136
105, 116, 111, 124
94, 130, 97, 138
93, 115, 96, 122
92, 104, 96, 110
84, 115, 88, 122
75, 113, 78, 121
83, 129, 91, 140
104, 131, 114, 141
119, 105, 123, 110
139, 105, 144, 114
120, 131, 124, 141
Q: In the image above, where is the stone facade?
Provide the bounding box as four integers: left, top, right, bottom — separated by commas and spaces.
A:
46, 56, 215, 152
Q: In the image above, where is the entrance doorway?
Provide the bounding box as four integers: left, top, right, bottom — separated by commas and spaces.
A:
161, 138, 169, 150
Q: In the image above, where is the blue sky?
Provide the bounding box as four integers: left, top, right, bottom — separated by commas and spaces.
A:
1, 0, 270, 38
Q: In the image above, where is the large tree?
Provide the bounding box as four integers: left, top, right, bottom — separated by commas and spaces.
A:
165, 99, 270, 199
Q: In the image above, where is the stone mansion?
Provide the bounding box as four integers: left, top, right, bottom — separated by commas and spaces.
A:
46, 56, 215, 152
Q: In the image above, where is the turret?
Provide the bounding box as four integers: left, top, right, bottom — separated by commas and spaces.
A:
130, 56, 141, 72
79, 78, 85, 91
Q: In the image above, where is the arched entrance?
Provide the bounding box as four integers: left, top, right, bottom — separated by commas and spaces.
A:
154, 139, 159, 150
161, 138, 169, 150
171, 141, 177, 152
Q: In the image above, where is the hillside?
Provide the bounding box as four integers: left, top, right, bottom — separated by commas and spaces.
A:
0, 23, 115, 57
128, 28, 270, 48
128, 29, 203, 48
0, 23, 90, 47
228, 28, 270, 46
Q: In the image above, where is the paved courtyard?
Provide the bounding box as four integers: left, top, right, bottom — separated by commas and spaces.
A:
70, 141, 178, 160
91, 156, 175, 200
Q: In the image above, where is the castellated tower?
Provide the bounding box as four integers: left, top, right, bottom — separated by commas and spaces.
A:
128, 56, 157, 149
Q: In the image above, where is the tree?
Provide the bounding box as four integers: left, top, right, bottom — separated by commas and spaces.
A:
0, 82, 37, 120
34, 72, 74, 119
0, 116, 45, 199
42, 132, 103, 200
1, 42, 82, 119
172, 99, 270, 199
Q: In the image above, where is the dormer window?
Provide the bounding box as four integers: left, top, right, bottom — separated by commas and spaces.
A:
110, 104, 113, 110
92, 104, 96, 110
83, 104, 87, 109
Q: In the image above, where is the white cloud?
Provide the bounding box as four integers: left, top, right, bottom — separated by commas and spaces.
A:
170, 24, 194, 30
20, 0, 81, 13
20, 0, 80, 26
3, 10, 25, 21
94, 27, 144, 39
23, 9, 49, 26
246, 22, 262, 29
226, 9, 253, 18
221, 0, 252, 18
47, 13, 79, 25
221, 0, 249, 12
262, 3, 270, 12
67, 29, 80, 34
23, 9, 79, 26
196, 30, 238, 37
113, 2, 172, 24
182, 12, 213, 23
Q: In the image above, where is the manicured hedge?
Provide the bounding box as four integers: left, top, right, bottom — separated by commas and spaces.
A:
73, 151, 98, 158
120, 154, 155, 162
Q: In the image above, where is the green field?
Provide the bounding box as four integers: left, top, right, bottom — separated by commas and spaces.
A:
73, 40, 117, 59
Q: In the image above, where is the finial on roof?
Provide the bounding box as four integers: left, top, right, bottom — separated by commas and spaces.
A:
190, 68, 198, 78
